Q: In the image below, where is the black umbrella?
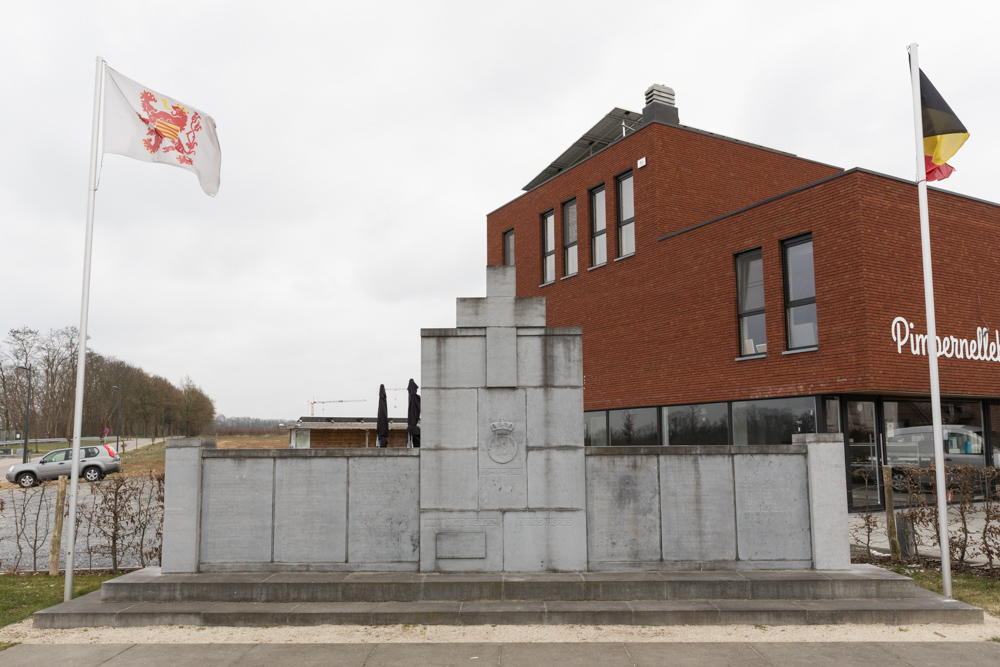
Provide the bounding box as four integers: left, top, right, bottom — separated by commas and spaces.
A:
407, 378, 421, 448
376, 384, 389, 448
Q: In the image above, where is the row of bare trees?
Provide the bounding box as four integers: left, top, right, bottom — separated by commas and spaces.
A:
0, 326, 215, 441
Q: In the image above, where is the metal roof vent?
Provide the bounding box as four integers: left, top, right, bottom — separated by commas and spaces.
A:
643, 84, 679, 126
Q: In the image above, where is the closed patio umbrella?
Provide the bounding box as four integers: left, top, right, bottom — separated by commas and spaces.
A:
376, 384, 388, 448
407, 378, 420, 448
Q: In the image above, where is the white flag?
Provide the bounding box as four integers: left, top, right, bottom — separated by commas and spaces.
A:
103, 67, 221, 196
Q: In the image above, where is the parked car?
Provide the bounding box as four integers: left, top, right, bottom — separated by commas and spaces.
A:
886, 425, 986, 491
5, 445, 121, 488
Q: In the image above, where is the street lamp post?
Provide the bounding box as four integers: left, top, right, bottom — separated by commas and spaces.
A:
16, 364, 31, 465
112, 385, 121, 454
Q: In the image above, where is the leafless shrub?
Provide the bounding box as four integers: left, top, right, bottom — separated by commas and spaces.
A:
4, 485, 53, 571
850, 466, 880, 557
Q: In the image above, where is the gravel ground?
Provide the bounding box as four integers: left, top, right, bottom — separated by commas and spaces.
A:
2, 615, 999, 645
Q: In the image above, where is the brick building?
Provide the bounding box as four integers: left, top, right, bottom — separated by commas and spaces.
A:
486, 85, 1000, 511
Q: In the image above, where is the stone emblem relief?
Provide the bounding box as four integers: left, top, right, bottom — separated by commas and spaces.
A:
487, 419, 518, 464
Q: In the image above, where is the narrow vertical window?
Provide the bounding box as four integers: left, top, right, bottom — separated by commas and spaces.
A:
737, 248, 766, 356
541, 211, 555, 284
590, 186, 606, 266
783, 234, 817, 349
503, 228, 515, 266
563, 199, 577, 276
617, 171, 635, 256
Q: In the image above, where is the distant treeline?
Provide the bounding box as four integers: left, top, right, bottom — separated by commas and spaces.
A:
212, 415, 290, 436
0, 326, 215, 440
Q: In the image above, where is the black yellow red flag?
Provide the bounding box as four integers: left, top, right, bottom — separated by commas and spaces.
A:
919, 70, 969, 181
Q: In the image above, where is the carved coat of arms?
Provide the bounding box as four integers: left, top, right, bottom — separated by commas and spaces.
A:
487, 419, 518, 464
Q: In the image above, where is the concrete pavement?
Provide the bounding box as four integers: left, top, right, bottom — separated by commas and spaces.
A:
2, 642, 1000, 666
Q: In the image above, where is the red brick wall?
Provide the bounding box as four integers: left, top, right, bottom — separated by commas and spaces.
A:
486, 126, 1000, 410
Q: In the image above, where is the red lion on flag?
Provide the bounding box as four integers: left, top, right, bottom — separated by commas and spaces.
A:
136, 90, 203, 166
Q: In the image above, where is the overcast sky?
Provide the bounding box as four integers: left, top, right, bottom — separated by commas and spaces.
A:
3, 1, 999, 421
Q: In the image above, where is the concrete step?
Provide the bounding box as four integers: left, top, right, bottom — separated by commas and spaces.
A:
35, 589, 983, 628
100, 565, 920, 604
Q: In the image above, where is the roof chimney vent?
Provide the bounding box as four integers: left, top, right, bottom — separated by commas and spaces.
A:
642, 84, 679, 126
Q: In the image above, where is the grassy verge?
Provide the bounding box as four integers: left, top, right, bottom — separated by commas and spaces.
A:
215, 434, 289, 449
889, 566, 1000, 616
0, 573, 117, 628
120, 440, 166, 477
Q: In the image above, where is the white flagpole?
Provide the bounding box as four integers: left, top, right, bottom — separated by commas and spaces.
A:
64, 55, 105, 603
907, 42, 952, 598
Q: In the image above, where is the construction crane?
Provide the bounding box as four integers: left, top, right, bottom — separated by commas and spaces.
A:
307, 398, 365, 416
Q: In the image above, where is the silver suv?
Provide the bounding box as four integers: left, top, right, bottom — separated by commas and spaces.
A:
5, 445, 121, 487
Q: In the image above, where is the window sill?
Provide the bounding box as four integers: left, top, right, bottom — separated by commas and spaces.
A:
560, 274, 576, 280
782, 346, 818, 355
735, 353, 766, 361
587, 263, 606, 272
539, 281, 555, 288
614, 253, 635, 262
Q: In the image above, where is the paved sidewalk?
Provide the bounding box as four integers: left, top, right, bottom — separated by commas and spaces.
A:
2, 641, 1000, 666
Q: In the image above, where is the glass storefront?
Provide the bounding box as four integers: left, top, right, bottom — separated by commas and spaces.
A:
731, 396, 816, 446
662, 402, 729, 446
609, 407, 658, 447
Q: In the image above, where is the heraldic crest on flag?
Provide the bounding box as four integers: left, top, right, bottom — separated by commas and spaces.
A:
103, 67, 221, 196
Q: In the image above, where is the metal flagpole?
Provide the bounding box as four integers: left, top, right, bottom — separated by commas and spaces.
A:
64, 55, 105, 603
907, 42, 952, 598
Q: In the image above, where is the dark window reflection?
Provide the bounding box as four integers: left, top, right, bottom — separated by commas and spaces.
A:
663, 403, 729, 446
609, 407, 658, 447
584, 411, 607, 447
732, 397, 816, 445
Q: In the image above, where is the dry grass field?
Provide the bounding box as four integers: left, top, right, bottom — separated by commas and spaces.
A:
215, 434, 290, 449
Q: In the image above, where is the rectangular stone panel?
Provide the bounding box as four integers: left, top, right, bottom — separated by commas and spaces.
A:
517, 332, 584, 387
478, 388, 527, 510
527, 448, 585, 510
420, 388, 478, 449
200, 458, 274, 564
802, 435, 851, 569
486, 327, 517, 388
525, 387, 583, 448
734, 454, 812, 561
348, 457, 420, 563
503, 510, 587, 571
420, 511, 503, 572
420, 448, 478, 510
660, 454, 737, 561
486, 265, 516, 297
274, 458, 347, 563
162, 446, 202, 573
457, 297, 546, 328
421, 332, 486, 389
585, 456, 661, 563
436, 532, 487, 559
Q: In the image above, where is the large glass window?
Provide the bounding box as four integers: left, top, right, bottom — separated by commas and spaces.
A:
584, 411, 608, 447
563, 199, 577, 276
736, 248, 766, 356
590, 186, 607, 267
783, 235, 817, 349
991, 404, 1000, 468
732, 396, 816, 445
609, 407, 658, 447
662, 403, 729, 446
617, 172, 635, 257
884, 400, 985, 470
503, 228, 515, 266
541, 211, 555, 284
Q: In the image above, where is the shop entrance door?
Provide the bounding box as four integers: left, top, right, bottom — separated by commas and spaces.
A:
846, 400, 882, 511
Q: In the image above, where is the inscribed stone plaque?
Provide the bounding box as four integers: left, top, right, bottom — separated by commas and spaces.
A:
734, 454, 812, 561
585, 456, 661, 563
436, 532, 487, 559
503, 510, 587, 571
274, 458, 347, 563
200, 458, 274, 564
527, 448, 585, 510
661, 454, 737, 561
348, 457, 420, 563
478, 389, 527, 510
420, 448, 478, 510
420, 511, 503, 571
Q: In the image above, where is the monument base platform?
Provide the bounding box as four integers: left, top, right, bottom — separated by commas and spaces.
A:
34, 565, 982, 628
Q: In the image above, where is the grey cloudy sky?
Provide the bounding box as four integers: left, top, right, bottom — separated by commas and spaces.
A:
3, 1, 999, 420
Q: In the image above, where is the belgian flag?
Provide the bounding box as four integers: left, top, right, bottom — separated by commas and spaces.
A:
920, 70, 969, 181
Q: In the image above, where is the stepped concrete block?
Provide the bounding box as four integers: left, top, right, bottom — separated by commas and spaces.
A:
200, 457, 274, 564
32, 592, 133, 629
527, 448, 585, 509
373, 601, 462, 625
161, 442, 205, 573
517, 330, 583, 388
661, 454, 737, 561
201, 602, 298, 626
457, 297, 546, 328
586, 456, 661, 563
713, 599, 810, 625
420, 388, 478, 449
486, 265, 517, 297
581, 572, 669, 601
734, 454, 812, 562
339, 572, 425, 602
420, 449, 478, 510
545, 600, 633, 625
459, 600, 548, 624
629, 600, 721, 625
525, 387, 583, 448
502, 510, 587, 572
421, 330, 486, 388
420, 511, 503, 572
260, 572, 351, 602
274, 457, 347, 563
478, 389, 528, 510
503, 573, 585, 600
115, 601, 215, 627
285, 602, 378, 626
348, 457, 420, 564
800, 434, 851, 569
421, 573, 504, 600
486, 327, 517, 387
